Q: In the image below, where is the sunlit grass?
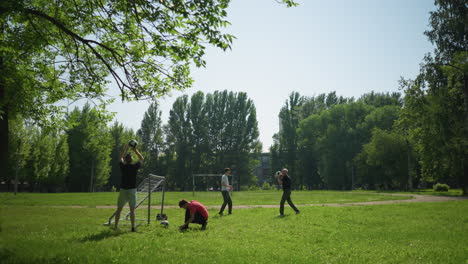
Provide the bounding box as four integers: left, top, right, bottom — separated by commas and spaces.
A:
1, 201, 467, 263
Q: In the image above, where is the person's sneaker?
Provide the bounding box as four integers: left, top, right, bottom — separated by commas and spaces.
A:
277, 214, 285, 217
201, 222, 207, 230
131, 227, 136, 232
296, 210, 300, 215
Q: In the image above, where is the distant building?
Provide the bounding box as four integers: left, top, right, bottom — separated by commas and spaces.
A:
255, 152, 271, 185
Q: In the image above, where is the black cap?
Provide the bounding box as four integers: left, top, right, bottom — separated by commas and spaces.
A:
178, 199, 188, 208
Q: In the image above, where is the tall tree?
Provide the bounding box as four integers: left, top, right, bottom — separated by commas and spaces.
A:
226, 91, 261, 186
298, 102, 374, 189
426, 0, 467, 193
269, 133, 283, 181
66, 103, 112, 192
6, 117, 31, 192
278, 92, 303, 185
167, 95, 192, 190
0, 0, 236, 178
204, 91, 228, 168
400, 0, 467, 193
138, 102, 163, 178
295, 92, 352, 188
300, 92, 352, 120
188, 91, 209, 175
204, 90, 260, 187
166, 90, 260, 190
47, 132, 69, 191
24, 127, 55, 191
355, 129, 410, 190
425, 0, 467, 64
275, 91, 351, 188
0, 0, 297, 183
359, 91, 403, 108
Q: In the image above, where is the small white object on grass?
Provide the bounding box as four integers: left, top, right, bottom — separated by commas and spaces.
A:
160, 220, 169, 228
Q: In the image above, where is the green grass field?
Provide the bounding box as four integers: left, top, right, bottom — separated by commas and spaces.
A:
0, 190, 412, 207
1, 191, 467, 263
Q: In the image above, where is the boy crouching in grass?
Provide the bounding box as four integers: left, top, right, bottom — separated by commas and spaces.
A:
179, 200, 209, 231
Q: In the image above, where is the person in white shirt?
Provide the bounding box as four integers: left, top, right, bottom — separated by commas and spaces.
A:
218, 168, 233, 215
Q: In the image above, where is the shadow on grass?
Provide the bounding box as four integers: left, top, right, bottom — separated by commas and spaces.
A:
213, 213, 232, 219
1, 247, 76, 264
273, 214, 291, 220
79, 229, 125, 242
0, 247, 14, 261
178, 226, 207, 233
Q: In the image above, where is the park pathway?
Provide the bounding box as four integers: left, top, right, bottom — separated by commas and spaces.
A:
88, 193, 468, 210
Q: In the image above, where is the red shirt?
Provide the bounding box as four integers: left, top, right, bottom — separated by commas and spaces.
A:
189, 200, 209, 219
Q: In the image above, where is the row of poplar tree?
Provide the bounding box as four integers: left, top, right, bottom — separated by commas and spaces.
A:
3, 1, 466, 194
4, 90, 260, 192
271, 0, 468, 194
272, 86, 465, 193
271, 91, 411, 190
271, 0, 467, 194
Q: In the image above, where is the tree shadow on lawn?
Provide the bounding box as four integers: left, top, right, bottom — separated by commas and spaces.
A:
0, 247, 14, 261
0, 247, 73, 264
78, 229, 127, 242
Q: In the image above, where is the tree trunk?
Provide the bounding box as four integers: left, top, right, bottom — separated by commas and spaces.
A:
0, 54, 9, 181
462, 74, 468, 195
89, 159, 94, 192
407, 139, 413, 191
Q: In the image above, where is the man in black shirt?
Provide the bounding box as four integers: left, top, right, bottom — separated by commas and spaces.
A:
113, 143, 144, 232
277, 168, 300, 216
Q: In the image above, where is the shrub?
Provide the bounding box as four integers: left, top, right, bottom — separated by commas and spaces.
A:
248, 185, 260, 191
433, 183, 449, 192
261, 182, 273, 190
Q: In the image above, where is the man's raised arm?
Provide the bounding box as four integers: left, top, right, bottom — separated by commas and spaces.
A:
133, 147, 144, 162
120, 144, 129, 162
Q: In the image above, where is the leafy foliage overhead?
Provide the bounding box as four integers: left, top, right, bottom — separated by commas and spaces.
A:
1, 0, 235, 123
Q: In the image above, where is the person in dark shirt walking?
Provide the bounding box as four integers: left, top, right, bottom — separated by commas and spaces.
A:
276, 168, 300, 216
113, 142, 144, 232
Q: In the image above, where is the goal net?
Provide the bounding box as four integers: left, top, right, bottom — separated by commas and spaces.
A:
104, 174, 166, 226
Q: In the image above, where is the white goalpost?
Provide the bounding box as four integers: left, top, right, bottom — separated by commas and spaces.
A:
192, 174, 235, 196
104, 174, 166, 226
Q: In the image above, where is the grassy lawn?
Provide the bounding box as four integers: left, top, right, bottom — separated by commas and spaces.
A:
0, 190, 412, 207
1, 200, 467, 264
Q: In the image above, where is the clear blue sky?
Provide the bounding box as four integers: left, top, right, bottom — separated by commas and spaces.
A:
103, 0, 436, 151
